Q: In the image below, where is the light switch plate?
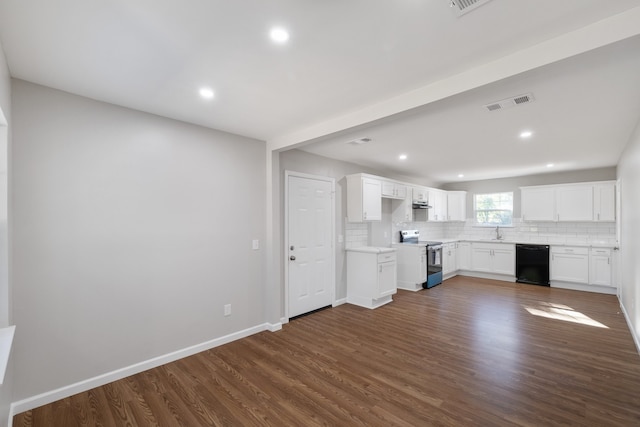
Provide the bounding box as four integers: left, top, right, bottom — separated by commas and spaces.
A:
252, 239, 259, 250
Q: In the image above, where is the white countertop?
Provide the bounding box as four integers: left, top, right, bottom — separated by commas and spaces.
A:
346, 246, 396, 254
434, 238, 616, 248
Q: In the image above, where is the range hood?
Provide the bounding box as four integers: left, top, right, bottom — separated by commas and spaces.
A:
412, 200, 432, 209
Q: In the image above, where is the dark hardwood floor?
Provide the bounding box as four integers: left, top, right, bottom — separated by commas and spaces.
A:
14, 276, 640, 426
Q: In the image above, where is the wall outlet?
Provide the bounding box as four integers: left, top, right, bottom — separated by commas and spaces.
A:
252, 239, 259, 250
224, 304, 231, 316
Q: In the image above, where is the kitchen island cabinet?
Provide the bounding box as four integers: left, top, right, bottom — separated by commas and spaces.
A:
347, 247, 397, 309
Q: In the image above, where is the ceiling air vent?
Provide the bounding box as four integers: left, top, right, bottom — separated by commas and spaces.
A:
483, 93, 535, 112
450, 0, 494, 16
345, 137, 372, 145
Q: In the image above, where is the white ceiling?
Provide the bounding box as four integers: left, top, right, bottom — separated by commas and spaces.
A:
1, 1, 640, 184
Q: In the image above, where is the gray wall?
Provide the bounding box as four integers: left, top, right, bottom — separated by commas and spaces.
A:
11, 80, 266, 401
617, 118, 640, 349
442, 167, 617, 219
0, 37, 12, 427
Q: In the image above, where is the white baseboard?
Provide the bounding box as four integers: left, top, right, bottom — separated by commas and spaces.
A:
551, 281, 617, 295
333, 298, 347, 306
10, 322, 272, 416
619, 298, 640, 355
267, 322, 282, 332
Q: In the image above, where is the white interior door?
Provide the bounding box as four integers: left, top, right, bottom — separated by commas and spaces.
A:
287, 174, 334, 318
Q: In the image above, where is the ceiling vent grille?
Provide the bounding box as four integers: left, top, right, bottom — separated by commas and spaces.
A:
450, 0, 494, 16
483, 93, 535, 112
345, 137, 372, 145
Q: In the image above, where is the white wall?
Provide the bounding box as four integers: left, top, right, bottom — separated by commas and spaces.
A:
0, 36, 13, 427
11, 80, 266, 402
617, 118, 640, 349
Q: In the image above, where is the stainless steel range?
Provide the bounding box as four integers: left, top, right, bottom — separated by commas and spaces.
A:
399, 230, 443, 288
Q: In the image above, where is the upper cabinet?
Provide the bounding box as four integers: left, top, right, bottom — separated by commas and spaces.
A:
556, 184, 593, 221
593, 183, 616, 222
521, 181, 615, 222
447, 191, 467, 222
381, 181, 407, 200
521, 187, 556, 221
412, 187, 429, 202
347, 174, 382, 222
428, 189, 447, 222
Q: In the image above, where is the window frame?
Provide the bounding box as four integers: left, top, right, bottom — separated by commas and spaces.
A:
473, 191, 514, 227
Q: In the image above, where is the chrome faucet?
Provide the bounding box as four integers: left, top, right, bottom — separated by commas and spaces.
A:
495, 226, 503, 240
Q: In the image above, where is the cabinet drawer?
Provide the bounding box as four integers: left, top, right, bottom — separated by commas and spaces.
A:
551, 246, 588, 255
590, 248, 612, 256
378, 252, 396, 263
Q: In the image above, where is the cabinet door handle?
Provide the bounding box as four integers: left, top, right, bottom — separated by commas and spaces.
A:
598, 213, 601, 221
608, 257, 610, 265
379, 265, 383, 273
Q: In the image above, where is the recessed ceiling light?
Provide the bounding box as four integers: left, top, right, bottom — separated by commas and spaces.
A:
546, 163, 554, 168
399, 154, 408, 160
519, 130, 533, 139
199, 88, 214, 99
270, 27, 290, 43
458, 174, 465, 178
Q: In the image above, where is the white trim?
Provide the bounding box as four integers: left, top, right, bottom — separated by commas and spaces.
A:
284, 171, 336, 321
267, 322, 282, 332
619, 298, 640, 355
550, 281, 617, 295
0, 325, 15, 384
332, 298, 347, 307
10, 323, 270, 415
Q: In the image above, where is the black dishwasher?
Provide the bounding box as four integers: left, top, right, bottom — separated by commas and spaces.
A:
516, 244, 550, 286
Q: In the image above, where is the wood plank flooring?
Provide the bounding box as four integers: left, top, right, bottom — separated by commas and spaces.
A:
14, 276, 640, 426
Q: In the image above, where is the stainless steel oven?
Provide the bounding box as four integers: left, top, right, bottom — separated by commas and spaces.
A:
423, 241, 443, 288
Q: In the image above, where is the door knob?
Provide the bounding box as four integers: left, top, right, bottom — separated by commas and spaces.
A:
290, 256, 296, 261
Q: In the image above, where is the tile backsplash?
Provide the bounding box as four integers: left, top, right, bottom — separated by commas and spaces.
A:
344, 218, 617, 247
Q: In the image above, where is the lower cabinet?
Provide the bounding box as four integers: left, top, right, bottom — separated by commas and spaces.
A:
347, 248, 397, 309
471, 242, 515, 276
394, 244, 427, 291
589, 248, 613, 287
443, 243, 458, 277
551, 246, 589, 284
457, 242, 471, 270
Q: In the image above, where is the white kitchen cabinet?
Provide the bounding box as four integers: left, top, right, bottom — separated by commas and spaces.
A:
521, 181, 615, 223
551, 246, 589, 284
590, 248, 613, 287
471, 242, 515, 276
457, 242, 471, 270
593, 183, 616, 222
393, 244, 426, 291
381, 181, 407, 200
347, 248, 397, 309
556, 184, 593, 221
413, 187, 429, 202
391, 193, 413, 223
443, 242, 458, 277
428, 189, 448, 222
447, 191, 467, 221
347, 174, 382, 222
521, 187, 556, 221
